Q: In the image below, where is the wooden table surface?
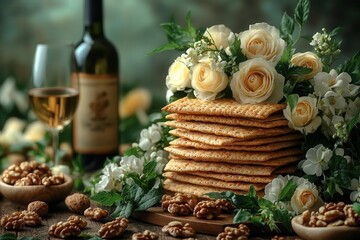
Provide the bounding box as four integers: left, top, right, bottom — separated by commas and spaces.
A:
0, 195, 300, 240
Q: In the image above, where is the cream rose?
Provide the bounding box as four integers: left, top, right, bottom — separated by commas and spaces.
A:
230, 58, 284, 104
239, 23, 285, 64
203, 24, 235, 50
166, 59, 191, 92
283, 96, 321, 135
291, 186, 322, 213
291, 52, 323, 81
191, 59, 228, 100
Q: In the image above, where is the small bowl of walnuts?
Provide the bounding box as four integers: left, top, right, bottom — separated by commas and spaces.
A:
291, 202, 360, 240
0, 161, 73, 206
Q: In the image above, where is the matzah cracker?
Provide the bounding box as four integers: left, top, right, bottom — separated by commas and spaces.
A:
273, 164, 298, 174
166, 113, 288, 128
163, 179, 247, 197
168, 154, 302, 166
170, 138, 302, 152
169, 129, 303, 146
165, 121, 295, 139
185, 171, 275, 184
165, 146, 303, 162
162, 97, 286, 119
163, 171, 266, 191
164, 159, 277, 176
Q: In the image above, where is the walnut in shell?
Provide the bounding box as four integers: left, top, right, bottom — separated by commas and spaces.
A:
48, 221, 82, 239
65, 192, 90, 213
27, 201, 49, 217
98, 217, 129, 239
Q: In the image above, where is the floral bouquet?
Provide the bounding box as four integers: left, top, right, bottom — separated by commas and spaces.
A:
90, 0, 360, 232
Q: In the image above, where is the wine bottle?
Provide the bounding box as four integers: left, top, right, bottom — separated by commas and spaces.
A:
73, 0, 119, 171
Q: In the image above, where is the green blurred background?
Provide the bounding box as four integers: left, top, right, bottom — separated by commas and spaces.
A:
0, 0, 359, 142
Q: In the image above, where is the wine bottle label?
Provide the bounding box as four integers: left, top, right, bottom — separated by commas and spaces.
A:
73, 73, 118, 154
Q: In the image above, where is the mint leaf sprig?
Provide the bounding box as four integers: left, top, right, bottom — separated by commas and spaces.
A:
207, 185, 295, 233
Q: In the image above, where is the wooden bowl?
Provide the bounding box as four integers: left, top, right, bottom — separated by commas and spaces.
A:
0, 174, 73, 206
291, 215, 360, 240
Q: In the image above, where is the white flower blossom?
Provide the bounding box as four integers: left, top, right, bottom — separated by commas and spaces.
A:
139, 124, 162, 151
319, 91, 346, 116
350, 178, 360, 203
299, 144, 332, 176
94, 163, 124, 193
120, 155, 144, 175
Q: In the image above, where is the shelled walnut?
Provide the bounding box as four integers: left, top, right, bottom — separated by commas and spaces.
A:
14, 173, 41, 186
27, 201, 49, 217
162, 221, 196, 238
84, 207, 109, 221
48, 221, 82, 239
1, 164, 28, 184
216, 224, 250, 240
161, 193, 198, 216
215, 199, 236, 213
98, 217, 129, 239
67, 215, 87, 229
132, 230, 159, 240
193, 200, 222, 219
41, 174, 65, 185
65, 192, 90, 213
21, 210, 42, 226
298, 202, 360, 227
0, 212, 25, 230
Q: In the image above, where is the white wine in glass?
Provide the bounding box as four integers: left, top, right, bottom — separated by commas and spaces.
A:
29, 43, 79, 166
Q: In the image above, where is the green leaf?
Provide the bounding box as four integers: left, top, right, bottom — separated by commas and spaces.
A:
286, 94, 299, 113
248, 185, 257, 198
233, 209, 252, 223
231, 194, 259, 212
136, 187, 163, 211
347, 108, 360, 133
206, 191, 234, 200
294, 0, 310, 26
277, 179, 297, 202
91, 191, 122, 207
123, 146, 143, 158
0, 234, 17, 240
280, 12, 295, 45
111, 201, 135, 219
258, 198, 274, 208
353, 202, 360, 214
273, 209, 293, 233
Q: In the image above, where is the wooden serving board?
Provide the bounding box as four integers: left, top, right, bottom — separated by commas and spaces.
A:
131, 207, 236, 235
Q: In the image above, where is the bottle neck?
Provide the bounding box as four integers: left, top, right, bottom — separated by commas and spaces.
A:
84, 0, 104, 37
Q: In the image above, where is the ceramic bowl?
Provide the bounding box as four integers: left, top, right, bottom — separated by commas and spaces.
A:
291, 215, 360, 240
0, 174, 73, 206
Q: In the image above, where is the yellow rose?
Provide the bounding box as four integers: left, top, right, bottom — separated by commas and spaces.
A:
291, 52, 323, 81
203, 24, 234, 50
119, 88, 151, 124
239, 23, 286, 64
283, 96, 321, 135
291, 186, 323, 213
230, 58, 284, 103
191, 59, 228, 100
166, 59, 191, 92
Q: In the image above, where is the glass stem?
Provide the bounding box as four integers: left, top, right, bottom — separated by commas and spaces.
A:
50, 128, 59, 166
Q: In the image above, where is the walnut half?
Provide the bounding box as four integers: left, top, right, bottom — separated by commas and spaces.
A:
132, 230, 159, 240
0, 212, 25, 230
161, 193, 198, 216
98, 217, 129, 239
162, 221, 196, 238
193, 200, 222, 220
217, 224, 250, 240
84, 207, 109, 221
48, 221, 81, 239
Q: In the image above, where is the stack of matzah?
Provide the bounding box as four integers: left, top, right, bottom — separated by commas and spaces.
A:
161, 97, 304, 197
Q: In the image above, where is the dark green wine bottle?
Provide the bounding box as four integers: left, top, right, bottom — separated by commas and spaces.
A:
73, 0, 119, 171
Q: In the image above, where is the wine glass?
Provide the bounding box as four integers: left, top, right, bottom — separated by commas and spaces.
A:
29, 43, 79, 167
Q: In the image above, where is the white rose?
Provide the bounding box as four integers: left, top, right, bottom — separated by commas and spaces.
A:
239, 23, 285, 64
291, 52, 323, 81
230, 58, 284, 104
283, 96, 321, 135
203, 24, 235, 50
166, 58, 191, 92
291, 186, 322, 213
191, 59, 228, 100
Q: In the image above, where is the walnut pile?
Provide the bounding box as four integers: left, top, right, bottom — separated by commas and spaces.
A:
27, 201, 49, 217
0, 212, 25, 230
161, 193, 198, 216
84, 207, 109, 221
98, 217, 129, 239
48, 215, 87, 238
65, 192, 90, 213
1, 160, 64, 186
298, 202, 360, 227
193, 200, 222, 219
216, 224, 250, 240
162, 221, 196, 238
132, 230, 159, 240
